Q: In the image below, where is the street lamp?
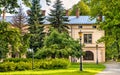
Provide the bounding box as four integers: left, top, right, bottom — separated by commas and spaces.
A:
29, 48, 34, 70
32, 49, 34, 70
96, 44, 98, 64
78, 30, 83, 71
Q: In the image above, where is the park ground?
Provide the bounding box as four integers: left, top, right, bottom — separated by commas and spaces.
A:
0, 63, 105, 75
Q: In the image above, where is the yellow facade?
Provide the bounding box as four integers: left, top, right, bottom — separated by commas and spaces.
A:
68, 24, 105, 63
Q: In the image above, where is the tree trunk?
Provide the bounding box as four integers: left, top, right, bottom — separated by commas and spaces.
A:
2, 9, 6, 20
116, 35, 120, 59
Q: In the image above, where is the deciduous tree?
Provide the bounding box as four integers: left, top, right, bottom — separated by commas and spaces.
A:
35, 29, 82, 59
12, 5, 30, 58
70, 1, 90, 15
90, 0, 120, 59
0, 21, 21, 59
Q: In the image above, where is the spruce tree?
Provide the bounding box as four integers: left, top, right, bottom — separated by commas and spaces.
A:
47, 0, 69, 33
28, 0, 45, 52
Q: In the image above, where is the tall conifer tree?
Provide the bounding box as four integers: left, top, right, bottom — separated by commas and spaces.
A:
47, 0, 69, 33
28, 0, 45, 52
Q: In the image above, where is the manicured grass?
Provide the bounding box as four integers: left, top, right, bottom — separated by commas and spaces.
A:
0, 63, 105, 75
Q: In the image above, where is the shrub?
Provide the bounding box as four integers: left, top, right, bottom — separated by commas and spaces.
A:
51, 58, 70, 69
15, 62, 32, 71
0, 58, 70, 72
4, 58, 31, 63
34, 58, 70, 69
0, 62, 16, 72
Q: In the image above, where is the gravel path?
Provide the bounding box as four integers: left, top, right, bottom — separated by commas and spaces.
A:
96, 61, 120, 75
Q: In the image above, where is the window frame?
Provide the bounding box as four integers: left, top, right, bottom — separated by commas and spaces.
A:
83, 51, 94, 60
78, 25, 82, 28
84, 34, 92, 44
92, 26, 97, 29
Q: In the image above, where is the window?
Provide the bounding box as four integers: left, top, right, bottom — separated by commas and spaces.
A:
83, 51, 94, 60
84, 34, 92, 44
93, 26, 96, 28
78, 26, 82, 28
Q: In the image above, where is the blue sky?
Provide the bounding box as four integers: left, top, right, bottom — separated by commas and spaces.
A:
6, 0, 80, 16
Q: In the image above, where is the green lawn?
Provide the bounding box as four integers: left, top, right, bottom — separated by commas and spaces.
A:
0, 63, 105, 75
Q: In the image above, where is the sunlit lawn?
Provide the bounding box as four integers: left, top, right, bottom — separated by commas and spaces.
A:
0, 63, 105, 75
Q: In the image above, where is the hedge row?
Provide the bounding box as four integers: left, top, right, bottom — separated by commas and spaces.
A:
0, 62, 32, 72
0, 58, 70, 72
4, 58, 31, 62
34, 58, 70, 69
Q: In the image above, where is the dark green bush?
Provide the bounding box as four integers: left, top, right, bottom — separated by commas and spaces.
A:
15, 62, 32, 71
4, 58, 31, 63
0, 62, 32, 72
0, 62, 16, 72
34, 58, 70, 69
0, 58, 70, 72
51, 58, 70, 69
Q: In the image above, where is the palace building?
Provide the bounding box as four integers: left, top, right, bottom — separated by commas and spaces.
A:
0, 10, 105, 63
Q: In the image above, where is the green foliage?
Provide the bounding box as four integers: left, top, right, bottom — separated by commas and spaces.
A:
28, 0, 45, 52
70, 1, 90, 15
12, 5, 30, 57
0, 62, 32, 72
34, 58, 70, 69
0, 0, 19, 14
90, 0, 120, 59
82, 0, 91, 6
47, 0, 69, 33
0, 21, 21, 59
35, 29, 71, 58
4, 58, 31, 63
51, 58, 70, 69
35, 29, 82, 59
0, 58, 70, 72
69, 39, 83, 58
26, 51, 33, 58
15, 62, 32, 71
22, 0, 31, 7
0, 62, 16, 72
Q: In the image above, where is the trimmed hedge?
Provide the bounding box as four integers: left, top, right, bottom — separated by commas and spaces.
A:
35, 58, 70, 69
0, 62, 32, 72
0, 62, 16, 72
4, 58, 31, 62
0, 58, 70, 72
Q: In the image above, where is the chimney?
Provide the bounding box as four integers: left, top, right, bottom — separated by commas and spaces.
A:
66, 10, 69, 16
42, 10, 46, 16
76, 8, 80, 18
97, 14, 102, 21
27, 10, 31, 15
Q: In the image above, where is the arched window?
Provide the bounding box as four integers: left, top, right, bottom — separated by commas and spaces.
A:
83, 51, 94, 60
